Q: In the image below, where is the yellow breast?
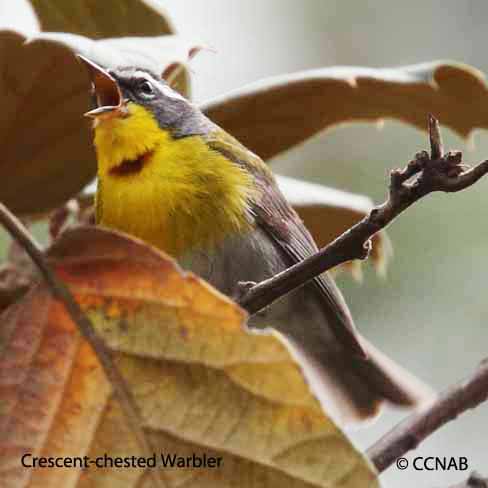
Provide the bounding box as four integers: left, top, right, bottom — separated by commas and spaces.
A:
94, 103, 253, 258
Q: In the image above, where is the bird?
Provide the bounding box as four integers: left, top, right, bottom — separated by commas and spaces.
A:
78, 55, 434, 426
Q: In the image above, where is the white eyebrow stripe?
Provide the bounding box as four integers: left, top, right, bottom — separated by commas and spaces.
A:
133, 70, 186, 101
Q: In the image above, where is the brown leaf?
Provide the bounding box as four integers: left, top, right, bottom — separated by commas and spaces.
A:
29, 0, 174, 39
0, 30, 197, 216
4, 54, 488, 219
0, 227, 378, 488
202, 62, 488, 160
277, 176, 392, 278
48, 199, 81, 240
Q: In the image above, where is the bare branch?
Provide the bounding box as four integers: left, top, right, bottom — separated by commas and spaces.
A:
447, 472, 488, 488
429, 113, 444, 160
0, 202, 167, 488
367, 359, 488, 473
238, 116, 488, 314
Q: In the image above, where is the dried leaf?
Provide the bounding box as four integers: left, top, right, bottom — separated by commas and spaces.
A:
277, 176, 392, 277
30, 0, 174, 39
48, 199, 81, 239
0, 30, 197, 216
0, 227, 378, 488
202, 62, 488, 160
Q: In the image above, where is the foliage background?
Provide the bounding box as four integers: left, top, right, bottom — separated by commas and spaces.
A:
2, 1, 487, 486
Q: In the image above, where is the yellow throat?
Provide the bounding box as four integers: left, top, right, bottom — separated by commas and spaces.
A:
94, 103, 253, 258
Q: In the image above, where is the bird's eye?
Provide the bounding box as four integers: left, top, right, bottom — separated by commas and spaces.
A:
138, 80, 155, 98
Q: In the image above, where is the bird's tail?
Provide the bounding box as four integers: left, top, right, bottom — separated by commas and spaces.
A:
283, 332, 435, 427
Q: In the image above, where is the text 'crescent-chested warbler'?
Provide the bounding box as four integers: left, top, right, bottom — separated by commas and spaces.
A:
79, 55, 434, 426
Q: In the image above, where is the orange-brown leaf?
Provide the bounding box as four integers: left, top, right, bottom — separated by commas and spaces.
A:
0, 227, 378, 487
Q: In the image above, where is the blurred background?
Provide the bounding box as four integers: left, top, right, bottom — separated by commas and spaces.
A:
166, 1, 488, 486
2, 1, 487, 486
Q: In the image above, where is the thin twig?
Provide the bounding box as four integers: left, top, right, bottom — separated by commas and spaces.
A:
447, 472, 488, 488
0, 202, 166, 488
367, 359, 488, 472
429, 113, 444, 160
238, 116, 488, 314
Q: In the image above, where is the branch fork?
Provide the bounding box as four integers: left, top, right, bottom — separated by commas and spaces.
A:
239, 116, 488, 315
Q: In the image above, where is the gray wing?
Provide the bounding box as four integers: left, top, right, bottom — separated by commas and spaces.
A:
207, 133, 366, 358
251, 178, 366, 358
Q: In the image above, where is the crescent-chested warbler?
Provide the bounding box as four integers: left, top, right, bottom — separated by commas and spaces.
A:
78, 55, 433, 426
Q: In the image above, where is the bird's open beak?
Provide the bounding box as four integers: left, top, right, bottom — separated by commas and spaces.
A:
77, 55, 128, 120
